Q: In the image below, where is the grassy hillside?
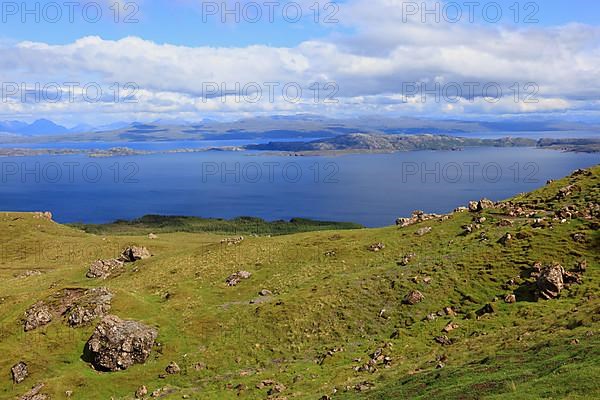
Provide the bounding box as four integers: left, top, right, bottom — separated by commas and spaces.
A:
0, 166, 598, 400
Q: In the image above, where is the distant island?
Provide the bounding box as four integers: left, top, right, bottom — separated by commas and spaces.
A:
0, 134, 598, 158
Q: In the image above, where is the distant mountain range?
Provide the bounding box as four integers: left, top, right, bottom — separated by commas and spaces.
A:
0, 115, 598, 141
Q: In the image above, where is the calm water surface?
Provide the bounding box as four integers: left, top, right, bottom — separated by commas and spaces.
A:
0, 147, 598, 227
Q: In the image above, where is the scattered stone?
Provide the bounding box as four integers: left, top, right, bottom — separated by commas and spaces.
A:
19, 383, 47, 400
468, 201, 479, 212
11, 362, 28, 384
23, 302, 52, 332
65, 390, 73, 397
444, 307, 457, 317
259, 289, 273, 296
537, 264, 565, 300
368, 243, 385, 252
571, 233, 587, 243
556, 184, 579, 200
86, 258, 125, 279
33, 212, 53, 220
396, 210, 443, 227
135, 385, 148, 398
226, 271, 252, 287
443, 322, 459, 333
497, 219, 514, 227
120, 246, 152, 262
194, 362, 207, 371
504, 294, 517, 304
165, 361, 181, 375
267, 383, 287, 395
403, 290, 424, 305
477, 303, 497, 317
85, 315, 158, 372
15, 270, 42, 279
532, 218, 548, 229
434, 335, 453, 346
498, 233, 512, 246
148, 233, 158, 239
576, 259, 588, 273
474, 216, 486, 224
415, 227, 432, 236
354, 381, 374, 392
324, 250, 336, 257
221, 236, 244, 246
397, 253, 416, 266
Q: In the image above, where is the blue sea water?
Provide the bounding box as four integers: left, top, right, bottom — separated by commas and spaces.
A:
0, 147, 598, 227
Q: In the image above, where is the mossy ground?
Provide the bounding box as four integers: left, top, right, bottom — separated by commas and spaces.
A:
0, 167, 598, 399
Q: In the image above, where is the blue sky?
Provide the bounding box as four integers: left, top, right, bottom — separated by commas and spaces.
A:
1, 1, 599, 46
0, 0, 599, 125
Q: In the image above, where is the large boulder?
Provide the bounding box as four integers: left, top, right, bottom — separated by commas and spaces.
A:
120, 246, 152, 262
537, 264, 565, 300
85, 315, 158, 371
86, 259, 124, 279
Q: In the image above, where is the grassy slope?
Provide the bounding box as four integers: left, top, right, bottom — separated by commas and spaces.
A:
0, 166, 598, 400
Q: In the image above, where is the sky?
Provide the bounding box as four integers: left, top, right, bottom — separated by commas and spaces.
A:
0, 0, 599, 126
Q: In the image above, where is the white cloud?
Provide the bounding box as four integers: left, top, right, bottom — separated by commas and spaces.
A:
1, 0, 600, 124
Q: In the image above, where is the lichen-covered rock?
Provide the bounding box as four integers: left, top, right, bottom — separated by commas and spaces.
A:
165, 361, 181, 374
120, 246, 152, 262
85, 315, 158, 372
537, 264, 565, 300
403, 290, 424, 305
66, 288, 114, 327
23, 288, 113, 331
23, 302, 53, 332
86, 259, 124, 279
11, 361, 28, 384
19, 383, 47, 400
226, 271, 252, 287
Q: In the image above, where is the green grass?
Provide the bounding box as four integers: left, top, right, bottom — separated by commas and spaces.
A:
0, 166, 598, 399
68, 215, 364, 236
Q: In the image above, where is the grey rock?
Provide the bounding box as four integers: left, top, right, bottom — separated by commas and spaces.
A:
85, 315, 158, 371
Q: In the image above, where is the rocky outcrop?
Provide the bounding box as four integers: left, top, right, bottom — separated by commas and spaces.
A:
469, 199, 495, 212
537, 264, 565, 300
23, 303, 53, 332
86, 259, 124, 279
226, 271, 252, 287
396, 210, 443, 227
221, 236, 244, 245
87, 246, 152, 279
165, 361, 181, 374
415, 227, 432, 236
19, 383, 47, 400
11, 361, 28, 384
24, 288, 113, 331
85, 315, 158, 372
403, 290, 424, 305
368, 243, 385, 252
120, 246, 152, 262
